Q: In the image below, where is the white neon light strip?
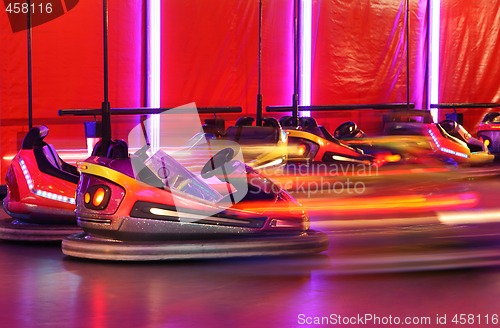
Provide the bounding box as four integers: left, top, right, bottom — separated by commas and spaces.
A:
19, 159, 76, 204
428, 129, 469, 159
299, 0, 312, 117
148, 0, 161, 153
429, 0, 440, 122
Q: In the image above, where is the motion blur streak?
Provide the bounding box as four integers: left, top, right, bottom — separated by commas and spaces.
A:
438, 210, 500, 225
300, 193, 478, 213
241, 192, 478, 215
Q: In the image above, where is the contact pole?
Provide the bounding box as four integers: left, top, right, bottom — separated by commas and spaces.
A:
256, 0, 263, 126
101, 0, 111, 150
406, 0, 411, 110
292, 0, 299, 127
27, 0, 33, 129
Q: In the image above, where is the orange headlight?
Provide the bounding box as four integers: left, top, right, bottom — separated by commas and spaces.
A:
297, 144, 307, 156
92, 187, 106, 207
84, 192, 91, 204
82, 185, 111, 210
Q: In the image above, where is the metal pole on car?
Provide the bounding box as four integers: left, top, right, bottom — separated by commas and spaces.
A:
26, 0, 33, 129
292, 0, 299, 127
99, 0, 112, 154
406, 0, 411, 110
256, 0, 263, 127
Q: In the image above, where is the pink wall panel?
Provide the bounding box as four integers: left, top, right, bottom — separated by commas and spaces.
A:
310, 0, 429, 134
439, 0, 500, 131
1, 0, 499, 185
160, 0, 293, 121
312, 0, 408, 105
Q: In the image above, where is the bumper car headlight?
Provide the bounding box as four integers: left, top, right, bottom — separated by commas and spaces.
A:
289, 138, 319, 159
83, 185, 111, 210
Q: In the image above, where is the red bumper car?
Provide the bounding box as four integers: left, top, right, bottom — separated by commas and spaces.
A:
1, 126, 81, 241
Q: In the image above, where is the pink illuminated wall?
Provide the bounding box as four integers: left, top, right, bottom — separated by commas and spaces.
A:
160, 0, 294, 120
310, 0, 429, 134
439, 0, 500, 130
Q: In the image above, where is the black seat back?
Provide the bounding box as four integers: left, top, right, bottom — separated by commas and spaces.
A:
22, 126, 80, 183
92, 139, 129, 159
235, 116, 255, 126
263, 117, 281, 128
299, 117, 318, 129
225, 126, 279, 143
22, 126, 49, 149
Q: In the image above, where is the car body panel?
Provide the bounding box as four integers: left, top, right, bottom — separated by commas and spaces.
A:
3, 127, 78, 225
340, 111, 494, 166
477, 112, 500, 153
75, 152, 310, 242
285, 129, 373, 165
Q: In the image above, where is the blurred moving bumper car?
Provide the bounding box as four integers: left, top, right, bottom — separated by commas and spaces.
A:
209, 116, 289, 170
336, 110, 494, 166
279, 116, 376, 166
476, 112, 500, 154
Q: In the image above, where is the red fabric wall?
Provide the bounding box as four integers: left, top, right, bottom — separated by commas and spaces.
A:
0, 0, 144, 180
310, 0, 429, 134
1, 0, 500, 183
161, 0, 293, 124
439, 0, 500, 131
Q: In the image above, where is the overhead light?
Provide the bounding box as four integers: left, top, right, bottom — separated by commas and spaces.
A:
148, 0, 161, 153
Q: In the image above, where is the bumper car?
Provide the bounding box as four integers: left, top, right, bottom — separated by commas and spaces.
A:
336, 110, 494, 166
210, 116, 288, 170
278, 116, 379, 165
61, 0, 327, 260
1, 126, 81, 241
476, 112, 500, 154
62, 141, 328, 261
141, 111, 287, 171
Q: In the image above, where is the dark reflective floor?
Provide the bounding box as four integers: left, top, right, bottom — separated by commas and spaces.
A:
2, 164, 500, 327
1, 241, 500, 328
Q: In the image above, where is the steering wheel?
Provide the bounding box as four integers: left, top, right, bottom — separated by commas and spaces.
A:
201, 148, 236, 179
438, 119, 458, 135
334, 121, 361, 139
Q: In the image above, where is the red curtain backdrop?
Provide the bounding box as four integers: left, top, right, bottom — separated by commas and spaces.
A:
439, 0, 500, 130
160, 0, 293, 122
1, 0, 500, 182
0, 0, 144, 180
310, 0, 429, 134
313, 0, 409, 104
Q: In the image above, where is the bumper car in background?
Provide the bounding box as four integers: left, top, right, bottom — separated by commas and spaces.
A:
1, 126, 81, 241
476, 112, 500, 154
208, 116, 288, 170
336, 110, 494, 166
279, 116, 376, 165
264, 104, 418, 167
113, 107, 289, 172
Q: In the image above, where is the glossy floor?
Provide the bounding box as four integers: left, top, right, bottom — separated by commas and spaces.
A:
2, 164, 500, 327
1, 241, 500, 328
